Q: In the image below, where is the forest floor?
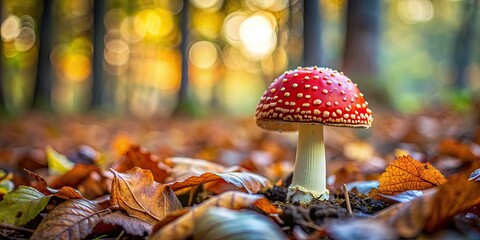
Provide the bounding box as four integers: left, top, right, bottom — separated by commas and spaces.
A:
0, 110, 479, 239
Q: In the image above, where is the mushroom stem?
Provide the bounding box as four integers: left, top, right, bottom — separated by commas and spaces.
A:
287, 124, 329, 203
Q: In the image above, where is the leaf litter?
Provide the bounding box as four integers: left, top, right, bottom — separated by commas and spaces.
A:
0, 113, 479, 239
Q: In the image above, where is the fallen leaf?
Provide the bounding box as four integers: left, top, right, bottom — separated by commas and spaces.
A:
50, 164, 100, 189
25, 169, 83, 199
168, 170, 272, 194
112, 146, 170, 182
193, 207, 287, 240
325, 219, 397, 240
98, 211, 152, 236
49, 186, 84, 199
110, 167, 182, 225
165, 157, 226, 181
438, 138, 477, 162
373, 188, 437, 238
378, 155, 447, 195
469, 168, 480, 181
30, 198, 107, 240
379, 190, 424, 203
0, 169, 14, 194
0, 186, 51, 226
150, 191, 279, 240
374, 163, 480, 238
45, 145, 74, 175
425, 164, 480, 232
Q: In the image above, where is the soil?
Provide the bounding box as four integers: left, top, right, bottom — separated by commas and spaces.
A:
261, 185, 390, 236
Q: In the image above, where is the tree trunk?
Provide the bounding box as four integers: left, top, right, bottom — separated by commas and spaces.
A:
453, 0, 478, 88
91, 0, 106, 110
342, 0, 388, 106
303, 0, 323, 66
32, 0, 54, 111
172, 0, 190, 116
342, 0, 380, 76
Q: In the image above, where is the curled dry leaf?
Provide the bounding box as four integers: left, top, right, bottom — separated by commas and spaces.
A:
25, 169, 83, 199
30, 198, 106, 240
112, 146, 170, 183
150, 191, 279, 240
98, 211, 152, 236
168, 171, 272, 194
110, 167, 182, 225
378, 155, 447, 195
50, 164, 100, 189
0, 186, 51, 226
165, 157, 226, 181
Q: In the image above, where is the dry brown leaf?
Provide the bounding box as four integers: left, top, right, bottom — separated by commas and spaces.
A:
98, 211, 152, 236
425, 163, 480, 232
50, 164, 100, 189
112, 146, 170, 182
378, 155, 447, 195
30, 198, 107, 240
374, 163, 480, 238
374, 188, 437, 238
110, 167, 182, 225
24, 168, 83, 199
168, 171, 272, 194
149, 191, 279, 240
438, 138, 477, 162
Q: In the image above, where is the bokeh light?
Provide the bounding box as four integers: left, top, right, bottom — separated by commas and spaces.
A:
397, 0, 434, 24
189, 41, 219, 69
1, 15, 21, 42
239, 13, 277, 58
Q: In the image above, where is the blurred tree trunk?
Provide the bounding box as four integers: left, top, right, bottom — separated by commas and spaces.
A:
0, 60, 5, 114
453, 0, 478, 88
342, 0, 389, 105
91, 0, 106, 110
303, 0, 323, 66
342, 0, 380, 76
32, 0, 54, 111
173, 0, 190, 116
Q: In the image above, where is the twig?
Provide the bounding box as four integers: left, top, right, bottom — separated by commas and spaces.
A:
0, 223, 34, 234
343, 184, 352, 215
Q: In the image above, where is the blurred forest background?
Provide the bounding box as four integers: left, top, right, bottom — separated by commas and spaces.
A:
0, 0, 479, 118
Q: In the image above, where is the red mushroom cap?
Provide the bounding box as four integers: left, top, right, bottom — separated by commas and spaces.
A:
255, 66, 373, 131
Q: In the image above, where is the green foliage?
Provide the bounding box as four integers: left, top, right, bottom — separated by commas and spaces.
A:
0, 186, 51, 226
46, 145, 75, 175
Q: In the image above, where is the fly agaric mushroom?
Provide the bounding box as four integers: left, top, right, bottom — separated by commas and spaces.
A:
255, 66, 373, 203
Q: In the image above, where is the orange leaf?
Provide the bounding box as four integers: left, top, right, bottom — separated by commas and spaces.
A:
50, 164, 100, 189
112, 146, 170, 183
168, 171, 272, 194
378, 155, 446, 195
110, 167, 182, 225
149, 191, 279, 240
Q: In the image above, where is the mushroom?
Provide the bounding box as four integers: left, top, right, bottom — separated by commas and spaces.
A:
255, 66, 373, 203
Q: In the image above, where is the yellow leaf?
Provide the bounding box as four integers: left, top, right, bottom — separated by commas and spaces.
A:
378, 155, 446, 195
46, 145, 74, 175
